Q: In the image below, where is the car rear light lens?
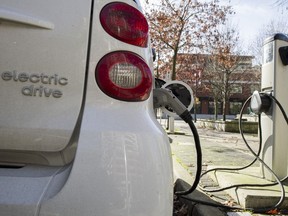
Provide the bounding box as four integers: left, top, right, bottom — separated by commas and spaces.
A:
100, 2, 149, 47
95, 51, 152, 101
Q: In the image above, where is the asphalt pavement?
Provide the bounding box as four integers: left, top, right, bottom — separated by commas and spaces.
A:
158, 118, 272, 216
167, 119, 260, 170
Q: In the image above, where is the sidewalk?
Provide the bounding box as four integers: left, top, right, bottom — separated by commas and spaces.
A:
162, 119, 288, 216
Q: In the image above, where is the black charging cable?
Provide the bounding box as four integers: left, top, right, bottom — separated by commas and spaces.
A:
175, 110, 202, 196
199, 96, 261, 180
154, 88, 288, 213
153, 88, 202, 196
197, 93, 288, 213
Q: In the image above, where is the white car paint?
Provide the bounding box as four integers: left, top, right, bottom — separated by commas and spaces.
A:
0, 0, 173, 215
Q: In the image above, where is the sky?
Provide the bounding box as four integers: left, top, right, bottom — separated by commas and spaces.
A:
140, 0, 287, 50
224, 0, 287, 47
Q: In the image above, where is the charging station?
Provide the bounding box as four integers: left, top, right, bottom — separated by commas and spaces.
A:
260, 33, 288, 181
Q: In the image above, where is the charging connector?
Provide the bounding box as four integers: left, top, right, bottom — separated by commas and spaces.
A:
250, 91, 272, 114
153, 88, 192, 123
153, 88, 201, 195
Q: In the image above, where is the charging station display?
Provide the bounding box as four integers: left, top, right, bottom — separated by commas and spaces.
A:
263, 41, 273, 64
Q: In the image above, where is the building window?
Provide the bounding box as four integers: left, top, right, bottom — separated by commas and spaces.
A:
208, 101, 221, 114
250, 84, 261, 94
231, 84, 242, 94
237, 63, 247, 70
191, 101, 201, 114
229, 102, 242, 115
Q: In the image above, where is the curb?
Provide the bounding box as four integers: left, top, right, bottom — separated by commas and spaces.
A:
173, 157, 227, 216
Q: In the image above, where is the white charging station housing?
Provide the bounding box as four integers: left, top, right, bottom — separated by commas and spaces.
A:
261, 33, 288, 180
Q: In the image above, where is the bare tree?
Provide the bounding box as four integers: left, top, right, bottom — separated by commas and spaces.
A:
202, 26, 256, 121
145, 0, 233, 80
249, 19, 288, 65
275, 0, 288, 6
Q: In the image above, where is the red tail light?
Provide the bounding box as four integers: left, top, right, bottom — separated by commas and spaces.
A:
100, 2, 149, 47
95, 51, 152, 101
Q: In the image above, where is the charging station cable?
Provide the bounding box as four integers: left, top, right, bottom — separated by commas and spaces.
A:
153, 88, 202, 195
199, 92, 288, 213
154, 87, 288, 213
200, 96, 262, 186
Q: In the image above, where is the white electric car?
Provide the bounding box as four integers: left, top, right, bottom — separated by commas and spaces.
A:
0, 0, 173, 215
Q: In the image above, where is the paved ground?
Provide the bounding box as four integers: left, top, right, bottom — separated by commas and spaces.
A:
159, 118, 287, 216
166, 119, 260, 171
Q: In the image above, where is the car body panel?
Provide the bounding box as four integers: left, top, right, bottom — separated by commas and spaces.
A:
0, 0, 90, 153
0, 0, 173, 215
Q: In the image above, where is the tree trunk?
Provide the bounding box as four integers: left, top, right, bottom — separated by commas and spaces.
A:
156, 49, 160, 78
222, 99, 226, 121
222, 73, 228, 121
214, 99, 218, 120
171, 50, 178, 80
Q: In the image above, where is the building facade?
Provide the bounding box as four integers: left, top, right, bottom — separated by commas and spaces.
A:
176, 53, 261, 118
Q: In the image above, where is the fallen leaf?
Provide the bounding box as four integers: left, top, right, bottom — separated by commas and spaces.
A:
267, 208, 279, 214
